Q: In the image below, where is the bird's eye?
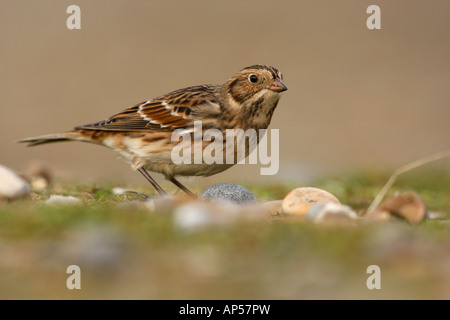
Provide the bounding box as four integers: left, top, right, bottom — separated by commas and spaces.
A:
249, 75, 258, 83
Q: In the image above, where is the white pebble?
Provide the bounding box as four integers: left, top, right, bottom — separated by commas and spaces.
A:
0, 165, 31, 199
46, 195, 81, 206
112, 187, 127, 195
307, 201, 358, 223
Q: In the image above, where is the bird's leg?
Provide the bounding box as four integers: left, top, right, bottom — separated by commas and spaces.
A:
168, 176, 197, 199
138, 168, 167, 196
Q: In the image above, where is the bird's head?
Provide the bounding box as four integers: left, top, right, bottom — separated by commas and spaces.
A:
225, 65, 287, 128
226, 65, 287, 103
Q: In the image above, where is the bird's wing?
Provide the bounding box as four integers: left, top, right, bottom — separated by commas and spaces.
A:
75, 85, 221, 132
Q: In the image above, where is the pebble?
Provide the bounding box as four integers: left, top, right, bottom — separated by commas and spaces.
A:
307, 201, 358, 224
427, 211, 446, 220
46, 195, 81, 206
0, 165, 31, 200
199, 183, 256, 205
282, 187, 340, 216
380, 192, 428, 224
25, 161, 52, 191
112, 187, 127, 195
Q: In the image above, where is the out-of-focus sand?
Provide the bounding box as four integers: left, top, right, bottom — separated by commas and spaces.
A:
1, 0, 449, 186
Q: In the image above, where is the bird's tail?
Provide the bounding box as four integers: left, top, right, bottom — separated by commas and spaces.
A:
17, 131, 88, 147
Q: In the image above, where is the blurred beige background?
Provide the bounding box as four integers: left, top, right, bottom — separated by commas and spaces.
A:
1, 0, 449, 187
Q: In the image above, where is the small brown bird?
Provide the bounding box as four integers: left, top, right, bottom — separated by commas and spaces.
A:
19, 65, 287, 198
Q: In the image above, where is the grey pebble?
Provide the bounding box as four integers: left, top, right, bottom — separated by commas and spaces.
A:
199, 183, 256, 205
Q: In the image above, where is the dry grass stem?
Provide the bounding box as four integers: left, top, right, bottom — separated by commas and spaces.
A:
367, 150, 450, 214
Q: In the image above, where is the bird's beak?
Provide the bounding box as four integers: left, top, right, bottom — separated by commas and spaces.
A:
269, 78, 288, 92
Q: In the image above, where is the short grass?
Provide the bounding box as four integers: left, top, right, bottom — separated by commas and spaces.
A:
0, 169, 449, 299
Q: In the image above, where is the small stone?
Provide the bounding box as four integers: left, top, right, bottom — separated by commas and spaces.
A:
46, 195, 81, 206
25, 161, 52, 191
112, 187, 127, 195
199, 183, 256, 205
0, 165, 31, 200
282, 187, 340, 216
307, 201, 358, 224
31, 177, 49, 191
427, 211, 446, 220
380, 192, 427, 224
